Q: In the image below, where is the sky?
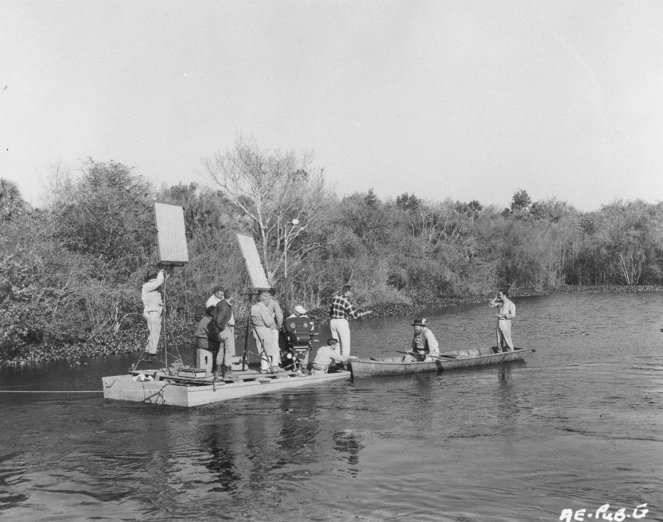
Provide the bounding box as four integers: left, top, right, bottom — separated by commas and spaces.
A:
2, 0, 663, 212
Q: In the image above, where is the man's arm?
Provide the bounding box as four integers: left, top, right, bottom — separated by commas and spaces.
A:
142, 270, 165, 292
426, 330, 440, 356
273, 301, 283, 328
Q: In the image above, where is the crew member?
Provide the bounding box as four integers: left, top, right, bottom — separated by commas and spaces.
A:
267, 287, 283, 365
250, 290, 279, 373
489, 289, 516, 352
141, 266, 167, 358
214, 289, 236, 372
329, 284, 372, 357
311, 338, 355, 374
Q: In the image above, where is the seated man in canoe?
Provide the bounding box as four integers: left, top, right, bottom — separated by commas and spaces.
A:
310, 338, 356, 374
403, 318, 440, 361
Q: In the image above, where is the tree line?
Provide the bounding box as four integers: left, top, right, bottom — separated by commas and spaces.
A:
2, 138, 663, 361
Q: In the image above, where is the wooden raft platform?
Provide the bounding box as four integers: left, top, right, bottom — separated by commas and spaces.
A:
101, 369, 351, 407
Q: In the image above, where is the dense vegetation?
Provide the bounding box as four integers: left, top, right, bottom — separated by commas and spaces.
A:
2, 141, 663, 365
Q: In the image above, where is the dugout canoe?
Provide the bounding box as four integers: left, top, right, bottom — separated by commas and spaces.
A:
350, 347, 528, 378
102, 368, 350, 407
349, 357, 438, 379
435, 346, 528, 371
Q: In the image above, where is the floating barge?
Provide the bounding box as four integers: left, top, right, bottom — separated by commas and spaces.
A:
102, 368, 350, 407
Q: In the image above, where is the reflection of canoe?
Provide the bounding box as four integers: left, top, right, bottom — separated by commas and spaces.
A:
350, 347, 528, 378
436, 347, 528, 371
350, 357, 438, 379
102, 369, 350, 407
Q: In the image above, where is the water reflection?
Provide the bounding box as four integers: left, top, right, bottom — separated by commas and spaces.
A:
496, 365, 520, 431
333, 429, 362, 477
201, 424, 240, 492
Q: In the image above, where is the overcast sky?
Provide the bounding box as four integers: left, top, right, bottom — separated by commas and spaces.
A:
2, 0, 663, 211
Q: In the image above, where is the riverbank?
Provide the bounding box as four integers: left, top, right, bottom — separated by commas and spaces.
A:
3, 284, 662, 369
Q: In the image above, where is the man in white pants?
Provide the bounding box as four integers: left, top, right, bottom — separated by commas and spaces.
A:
328, 284, 372, 357
489, 289, 516, 352
141, 267, 167, 357
250, 290, 279, 372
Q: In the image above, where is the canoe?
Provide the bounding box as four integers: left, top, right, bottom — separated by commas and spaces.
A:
350, 347, 528, 378
349, 356, 438, 379
102, 368, 350, 407
436, 346, 528, 371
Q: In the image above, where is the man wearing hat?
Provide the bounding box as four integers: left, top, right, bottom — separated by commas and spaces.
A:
310, 338, 355, 374
406, 318, 440, 361
141, 266, 168, 358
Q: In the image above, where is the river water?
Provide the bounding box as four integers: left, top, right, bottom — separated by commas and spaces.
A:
1, 292, 662, 521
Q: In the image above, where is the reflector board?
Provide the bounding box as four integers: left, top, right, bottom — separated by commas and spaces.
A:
236, 233, 270, 290
154, 202, 189, 264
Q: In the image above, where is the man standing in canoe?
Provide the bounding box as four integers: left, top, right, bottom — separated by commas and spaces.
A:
406, 318, 440, 361
489, 289, 516, 352
328, 284, 372, 357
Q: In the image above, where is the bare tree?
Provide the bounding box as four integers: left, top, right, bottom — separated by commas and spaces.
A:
203, 136, 330, 285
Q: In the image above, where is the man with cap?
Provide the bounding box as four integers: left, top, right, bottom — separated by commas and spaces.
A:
328, 284, 372, 357
250, 290, 279, 372
310, 338, 355, 374
141, 266, 168, 358
405, 318, 440, 361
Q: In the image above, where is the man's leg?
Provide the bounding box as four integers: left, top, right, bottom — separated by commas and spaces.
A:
253, 329, 270, 371
220, 328, 235, 370
337, 319, 351, 356
500, 321, 514, 351
272, 328, 281, 365
330, 319, 341, 343
145, 311, 161, 355
495, 325, 503, 352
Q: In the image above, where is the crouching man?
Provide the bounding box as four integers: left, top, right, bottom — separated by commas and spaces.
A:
310, 338, 356, 374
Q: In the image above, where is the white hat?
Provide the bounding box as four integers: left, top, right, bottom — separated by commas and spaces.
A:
294, 305, 307, 315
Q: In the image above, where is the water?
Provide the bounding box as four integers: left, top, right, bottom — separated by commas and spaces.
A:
1, 293, 662, 521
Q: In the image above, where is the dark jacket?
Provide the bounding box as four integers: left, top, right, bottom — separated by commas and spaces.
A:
214, 300, 233, 331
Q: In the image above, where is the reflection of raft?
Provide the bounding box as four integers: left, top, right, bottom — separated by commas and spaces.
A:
349, 347, 528, 378
102, 369, 350, 407
436, 347, 528, 371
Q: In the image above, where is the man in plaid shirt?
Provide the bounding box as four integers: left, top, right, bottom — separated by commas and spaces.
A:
328, 284, 372, 356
